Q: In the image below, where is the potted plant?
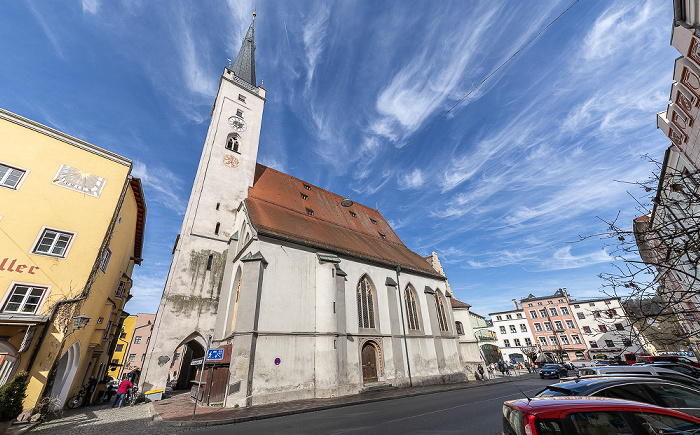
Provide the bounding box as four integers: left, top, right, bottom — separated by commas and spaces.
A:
0, 371, 29, 434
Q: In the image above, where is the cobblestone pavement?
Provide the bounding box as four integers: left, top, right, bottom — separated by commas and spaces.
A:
21, 402, 195, 435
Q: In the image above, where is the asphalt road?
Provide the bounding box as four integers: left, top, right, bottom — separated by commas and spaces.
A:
187, 376, 556, 435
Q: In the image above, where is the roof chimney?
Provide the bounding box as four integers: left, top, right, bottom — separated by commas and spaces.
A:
512, 299, 518, 310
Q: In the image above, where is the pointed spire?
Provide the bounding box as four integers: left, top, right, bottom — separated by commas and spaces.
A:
231, 13, 257, 87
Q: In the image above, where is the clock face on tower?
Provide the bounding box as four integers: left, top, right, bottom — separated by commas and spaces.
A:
52, 164, 107, 197
229, 116, 246, 132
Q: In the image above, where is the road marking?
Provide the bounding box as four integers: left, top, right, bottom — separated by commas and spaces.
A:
328, 386, 543, 434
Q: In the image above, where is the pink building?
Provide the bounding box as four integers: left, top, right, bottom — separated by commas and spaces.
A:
521, 289, 588, 362
119, 313, 155, 379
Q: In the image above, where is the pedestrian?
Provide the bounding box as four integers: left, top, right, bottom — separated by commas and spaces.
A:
112, 376, 133, 408
82, 377, 97, 407
105, 382, 117, 402
477, 364, 484, 381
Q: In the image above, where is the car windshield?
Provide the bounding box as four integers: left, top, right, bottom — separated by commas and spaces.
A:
542, 365, 559, 369
536, 385, 577, 397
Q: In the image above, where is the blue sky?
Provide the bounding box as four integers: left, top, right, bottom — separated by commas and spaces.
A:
0, 1, 677, 318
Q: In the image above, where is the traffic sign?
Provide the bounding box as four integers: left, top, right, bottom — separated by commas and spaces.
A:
206, 348, 224, 361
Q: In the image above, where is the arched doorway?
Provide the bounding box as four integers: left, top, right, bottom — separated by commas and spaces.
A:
175, 340, 205, 390
0, 341, 19, 387
361, 342, 378, 383
480, 344, 499, 364
51, 341, 81, 407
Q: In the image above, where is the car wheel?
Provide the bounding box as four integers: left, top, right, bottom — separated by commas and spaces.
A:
540, 375, 544, 379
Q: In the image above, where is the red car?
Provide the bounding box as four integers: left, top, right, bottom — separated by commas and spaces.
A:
503, 396, 700, 434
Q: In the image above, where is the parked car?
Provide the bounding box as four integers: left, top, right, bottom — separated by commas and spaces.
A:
540, 364, 568, 379
503, 397, 700, 435
577, 365, 700, 389
637, 355, 700, 368
535, 376, 700, 417
594, 359, 612, 366
641, 361, 700, 378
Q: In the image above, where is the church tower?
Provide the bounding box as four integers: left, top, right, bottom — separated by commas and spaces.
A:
141, 14, 266, 392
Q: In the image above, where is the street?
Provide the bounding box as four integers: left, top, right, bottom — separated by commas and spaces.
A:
25, 376, 555, 434
187, 377, 552, 435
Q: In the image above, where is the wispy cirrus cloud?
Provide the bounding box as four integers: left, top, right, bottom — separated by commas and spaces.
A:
132, 161, 187, 215
81, 0, 99, 15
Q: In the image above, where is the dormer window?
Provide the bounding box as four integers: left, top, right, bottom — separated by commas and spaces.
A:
236, 109, 243, 118
378, 232, 386, 240
370, 218, 378, 225
306, 208, 314, 216
349, 211, 357, 217
226, 133, 240, 153
301, 193, 308, 200
303, 184, 311, 191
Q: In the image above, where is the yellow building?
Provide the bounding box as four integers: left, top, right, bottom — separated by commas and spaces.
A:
0, 108, 146, 410
109, 315, 136, 379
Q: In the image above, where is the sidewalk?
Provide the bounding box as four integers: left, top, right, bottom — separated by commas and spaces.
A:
153, 371, 538, 427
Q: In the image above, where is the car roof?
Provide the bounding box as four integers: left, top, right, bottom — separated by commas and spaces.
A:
505, 397, 700, 421
543, 376, 697, 392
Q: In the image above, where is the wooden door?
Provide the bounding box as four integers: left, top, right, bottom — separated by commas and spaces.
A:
361, 343, 378, 383
207, 365, 229, 405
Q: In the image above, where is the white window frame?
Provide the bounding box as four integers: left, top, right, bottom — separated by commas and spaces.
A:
509, 325, 517, 333
572, 334, 582, 345
100, 248, 112, 273
529, 310, 538, 318
560, 335, 570, 345
549, 307, 558, 317
554, 320, 564, 330
30, 226, 76, 258
538, 337, 547, 346
520, 324, 527, 332
534, 322, 543, 332
566, 319, 575, 329
0, 161, 29, 190
513, 338, 521, 347
525, 338, 532, 346
560, 307, 570, 316
1, 282, 50, 314
133, 336, 142, 344
503, 339, 510, 347
115, 280, 127, 298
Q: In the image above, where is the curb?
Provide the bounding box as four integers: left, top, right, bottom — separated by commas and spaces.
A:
154, 373, 536, 427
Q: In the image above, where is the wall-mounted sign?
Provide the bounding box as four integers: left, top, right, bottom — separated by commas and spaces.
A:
206, 349, 224, 361
274, 358, 281, 366
0, 258, 39, 274
191, 358, 203, 366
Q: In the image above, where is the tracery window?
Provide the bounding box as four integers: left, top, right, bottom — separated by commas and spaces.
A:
357, 276, 375, 329
404, 285, 420, 330
435, 291, 448, 332
230, 273, 242, 332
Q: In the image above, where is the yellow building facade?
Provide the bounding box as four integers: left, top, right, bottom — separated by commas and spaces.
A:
109, 315, 136, 379
0, 108, 146, 410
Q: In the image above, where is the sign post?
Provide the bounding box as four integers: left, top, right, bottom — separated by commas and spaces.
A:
192, 335, 212, 420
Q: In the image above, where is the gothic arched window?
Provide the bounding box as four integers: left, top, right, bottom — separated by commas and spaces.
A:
435, 291, 449, 332
357, 276, 375, 329
404, 285, 420, 330
226, 134, 240, 153
230, 272, 242, 332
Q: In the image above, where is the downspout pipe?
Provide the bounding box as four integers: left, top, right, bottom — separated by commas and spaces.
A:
26, 296, 87, 373
395, 264, 413, 387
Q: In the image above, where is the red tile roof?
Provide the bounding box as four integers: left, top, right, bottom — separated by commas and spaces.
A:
450, 298, 471, 308
129, 177, 146, 264
245, 164, 444, 279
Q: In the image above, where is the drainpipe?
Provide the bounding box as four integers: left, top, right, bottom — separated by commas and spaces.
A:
395, 264, 413, 387
26, 296, 87, 374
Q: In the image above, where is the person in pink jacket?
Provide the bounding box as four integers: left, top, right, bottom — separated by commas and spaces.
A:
112, 376, 133, 408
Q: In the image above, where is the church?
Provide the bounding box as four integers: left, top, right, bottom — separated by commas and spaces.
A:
141, 15, 471, 407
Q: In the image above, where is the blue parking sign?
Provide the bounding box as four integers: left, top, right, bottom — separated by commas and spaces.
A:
206, 348, 224, 361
